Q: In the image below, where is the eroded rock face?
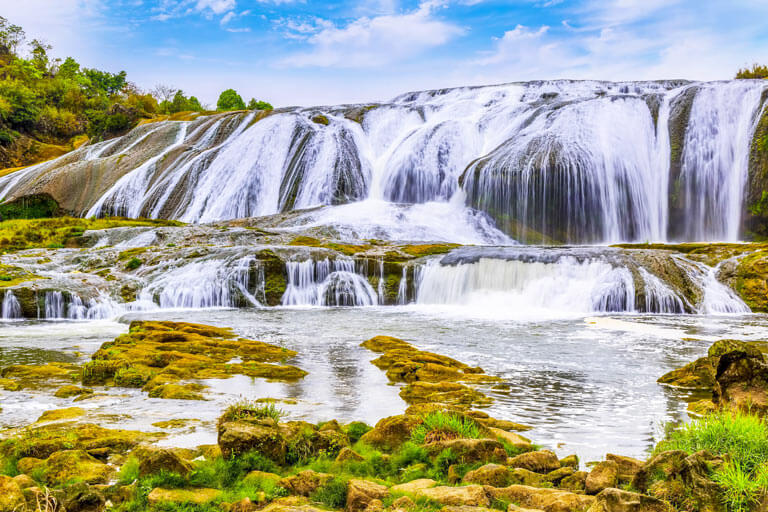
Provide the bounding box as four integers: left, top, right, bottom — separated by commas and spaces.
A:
715, 347, 768, 412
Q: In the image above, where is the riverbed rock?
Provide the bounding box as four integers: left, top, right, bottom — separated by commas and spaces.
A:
714, 346, 768, 412
426, 438, 507, 464
558, 471, 588, 493
217, 418, 286, 461
359, 414, 422, 450
346, 479, 388, 512
134, 445, 193, 477
586, 488, 674, 512
33, 450, 112, 486
544, 467, 575, 486
462, 464, 514, 487
508, 450, 561, 473
417, 485, 490, 507
559, 454, 579, 470
486, 485, 595, 512
606, 454, 643, 483
586, 461, 619, 495
62, 481, 106, 512
279, 471, 333, 497
0, 475, 25, 512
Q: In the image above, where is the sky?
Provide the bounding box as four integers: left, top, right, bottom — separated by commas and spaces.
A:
2, 0, 767, 107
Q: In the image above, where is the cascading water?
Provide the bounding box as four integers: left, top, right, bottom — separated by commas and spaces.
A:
1, 291, 22, 320
44, 291, 65, 319
638, 268, 687, 314
282, 259, 377, 306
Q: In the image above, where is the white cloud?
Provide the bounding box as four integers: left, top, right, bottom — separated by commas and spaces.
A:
195, 0, 235, 15
281, 1, 464, 68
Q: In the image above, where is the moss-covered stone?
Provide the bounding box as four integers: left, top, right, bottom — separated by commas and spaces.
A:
36, 407, 86, 423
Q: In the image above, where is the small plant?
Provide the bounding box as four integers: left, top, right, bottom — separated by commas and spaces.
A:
117, 456, 140, 485
345, 421, 372, 444
220, 398, 285, 424
125, 257, 142, 270
311, 477, 348, 508
410, 411, 482, 445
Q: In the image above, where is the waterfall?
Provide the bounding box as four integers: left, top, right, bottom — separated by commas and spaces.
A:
1, 291, 22, 320
1, 80, 764, 244
44, 291, 65, 319
396, 267, 409, 305
282, 259, 377, 306
638, 268, 686, 314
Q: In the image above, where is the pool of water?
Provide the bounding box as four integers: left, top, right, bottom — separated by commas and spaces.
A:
2, 307, 767, 463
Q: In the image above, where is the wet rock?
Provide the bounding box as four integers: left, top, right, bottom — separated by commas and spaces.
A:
346, 479, 388, 512
218, 418, 286, 461
390, 478, 437, 494
417, 485, 490, 507
462, 463, 514, 487
510, 468, 546, 487
33, 450, 112, 486
62, 481, 106, 512
586, 488, 674, 512
489, 427, 533, 452
134, 445, 194, 477
714, 347, 768, 412
279, 470, 333, 497
147, 487, 222, 505
400, 381, 492, 407
426, 438, 507, 464
485, 485, 596, 512
508, 450, 561, 473
36, 407, 86, 423
544, 467, 575, 486
657, 357, 716, 389
54, 385, 94, 399
606, 454, 643, 483
0, 475, 25, 512
559, 454, 579, 470
359, 414, 422, 451
586, 461, 619, 495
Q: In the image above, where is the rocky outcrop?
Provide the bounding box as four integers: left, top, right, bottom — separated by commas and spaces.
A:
587, 488, 674, 512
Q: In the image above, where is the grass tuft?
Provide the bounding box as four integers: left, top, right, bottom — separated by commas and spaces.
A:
410, 411, 482, 445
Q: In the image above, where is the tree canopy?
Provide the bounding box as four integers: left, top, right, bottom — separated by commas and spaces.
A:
217, 89, 246, 111
736, 64, 768, 79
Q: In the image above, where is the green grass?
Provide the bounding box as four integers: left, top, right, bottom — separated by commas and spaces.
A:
118, 456, 140, 485
311, 477, 348, 508
656, 411, 768, 512
219, 399, 285, 424
410, 411, 482, 445
125, 257, 143, 270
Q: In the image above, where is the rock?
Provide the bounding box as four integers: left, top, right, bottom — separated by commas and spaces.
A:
218, 418, 286, 461
558, 471, 588, 492
147, 487, 222, 505
54, 385, 94, 398
417, 485, 490, 507
336, 447, 365, 463
0, 475, 25, 512
346, 479, 388, 512
463, 463, 514, 487
606, 454, 643, 483
400, 381, 492, 407
657, 357, 716, 389
359, 415, 422, 451
544, 467, 575, 486
441, 507, 497, 512
714, 347, 768, 412
134, 445, 193, 477
426, 438, 506, 464
488, 427, 533, 452
279, 471, 333, 497
392, 495, 416, 510
486, 485, 595, 512
559, 454, 579, 470
508, 450, 561, 473
231, 497, 256, 512
197, 444, 222, 460
586, 488, 674, 512
390, 478, 437, 494
12, 474, 35, 489
62, 481, 105, 512
508, 506, 546, 512
42, 450, 112, 486
37, 407, 86, 423
244, 470, 282, 485
585, 461, 619, 495
364, 499, 384, 512
510, 468, 546, 487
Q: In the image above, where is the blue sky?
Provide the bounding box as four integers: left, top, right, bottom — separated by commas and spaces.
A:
4, 0, 768, 107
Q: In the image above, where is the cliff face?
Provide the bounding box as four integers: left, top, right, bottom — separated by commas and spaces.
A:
744, 89, 768, 239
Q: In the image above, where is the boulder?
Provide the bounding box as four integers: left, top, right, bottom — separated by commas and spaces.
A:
391, 495, 416, 510
417, 485, 490, 507
336, 447, 365, 463
12, 474, 35, 489
147, 487, 221, 505
346, 479, 388, 512
586, 488, 674, 512
42, 450, 112, 486
0, 475, 25, 512
714, 348, 768, 412
426, 438, 506, 464
558, 471, 587, 493
507, 450, 561, 473
544, 467, 575, 486
364, 499, 384, 512
510, 468, 546, 487
486, 485, 595, 512
489, 427, 533, 452
585, 461, 619, 495
606, 454, 643, 483
244, 470, 282, 486
134, 445, 193, 477
462, 464, 514, 487
359, 415, 422, 451
390, 478, 437, 494
218, 418, 286, 462
508, 506, 546, 512
558, 454, 579, 470
279, 471, 333, 497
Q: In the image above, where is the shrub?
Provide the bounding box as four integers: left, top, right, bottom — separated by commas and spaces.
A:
311, 477, 348, 508
736, 64, 768, 79
346, 422, 372, 444
219, 398, 285, 424
410, 411, 481, 445
117, 456, 140, 485
217, 89, 246, 111
125, 257, 142, 270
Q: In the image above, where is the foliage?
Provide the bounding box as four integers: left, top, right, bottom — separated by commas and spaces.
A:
118, 456, 140, 485
160, 90, 203, 115
345, 421, 372, 444
656, 411, 768, 512
247, 98, 273, 111
219, 398, 285, 424
410, 411, 482, 445
217, 89, 246, 111
311, 477, 348, 508
125, 257, 143, 270
736, 64, 768, 79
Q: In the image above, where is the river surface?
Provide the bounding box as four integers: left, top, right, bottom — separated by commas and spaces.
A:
3, 307, 768, 463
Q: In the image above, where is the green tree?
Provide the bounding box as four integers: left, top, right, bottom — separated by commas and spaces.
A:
736, 64, 768, 79
217, 89, 246, 111
29, 39, 51, 73
0, 17, 25, 54
57, 57, 80, 79
247, 98, 273, 111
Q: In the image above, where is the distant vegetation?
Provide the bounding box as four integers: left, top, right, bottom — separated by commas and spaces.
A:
0, 17, 273, 169
736, 63, 768, 79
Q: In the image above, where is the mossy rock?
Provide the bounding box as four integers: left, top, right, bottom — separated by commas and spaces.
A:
36, 407, 86, 423
54, 385, 93, 398
24, 449, 112, 486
